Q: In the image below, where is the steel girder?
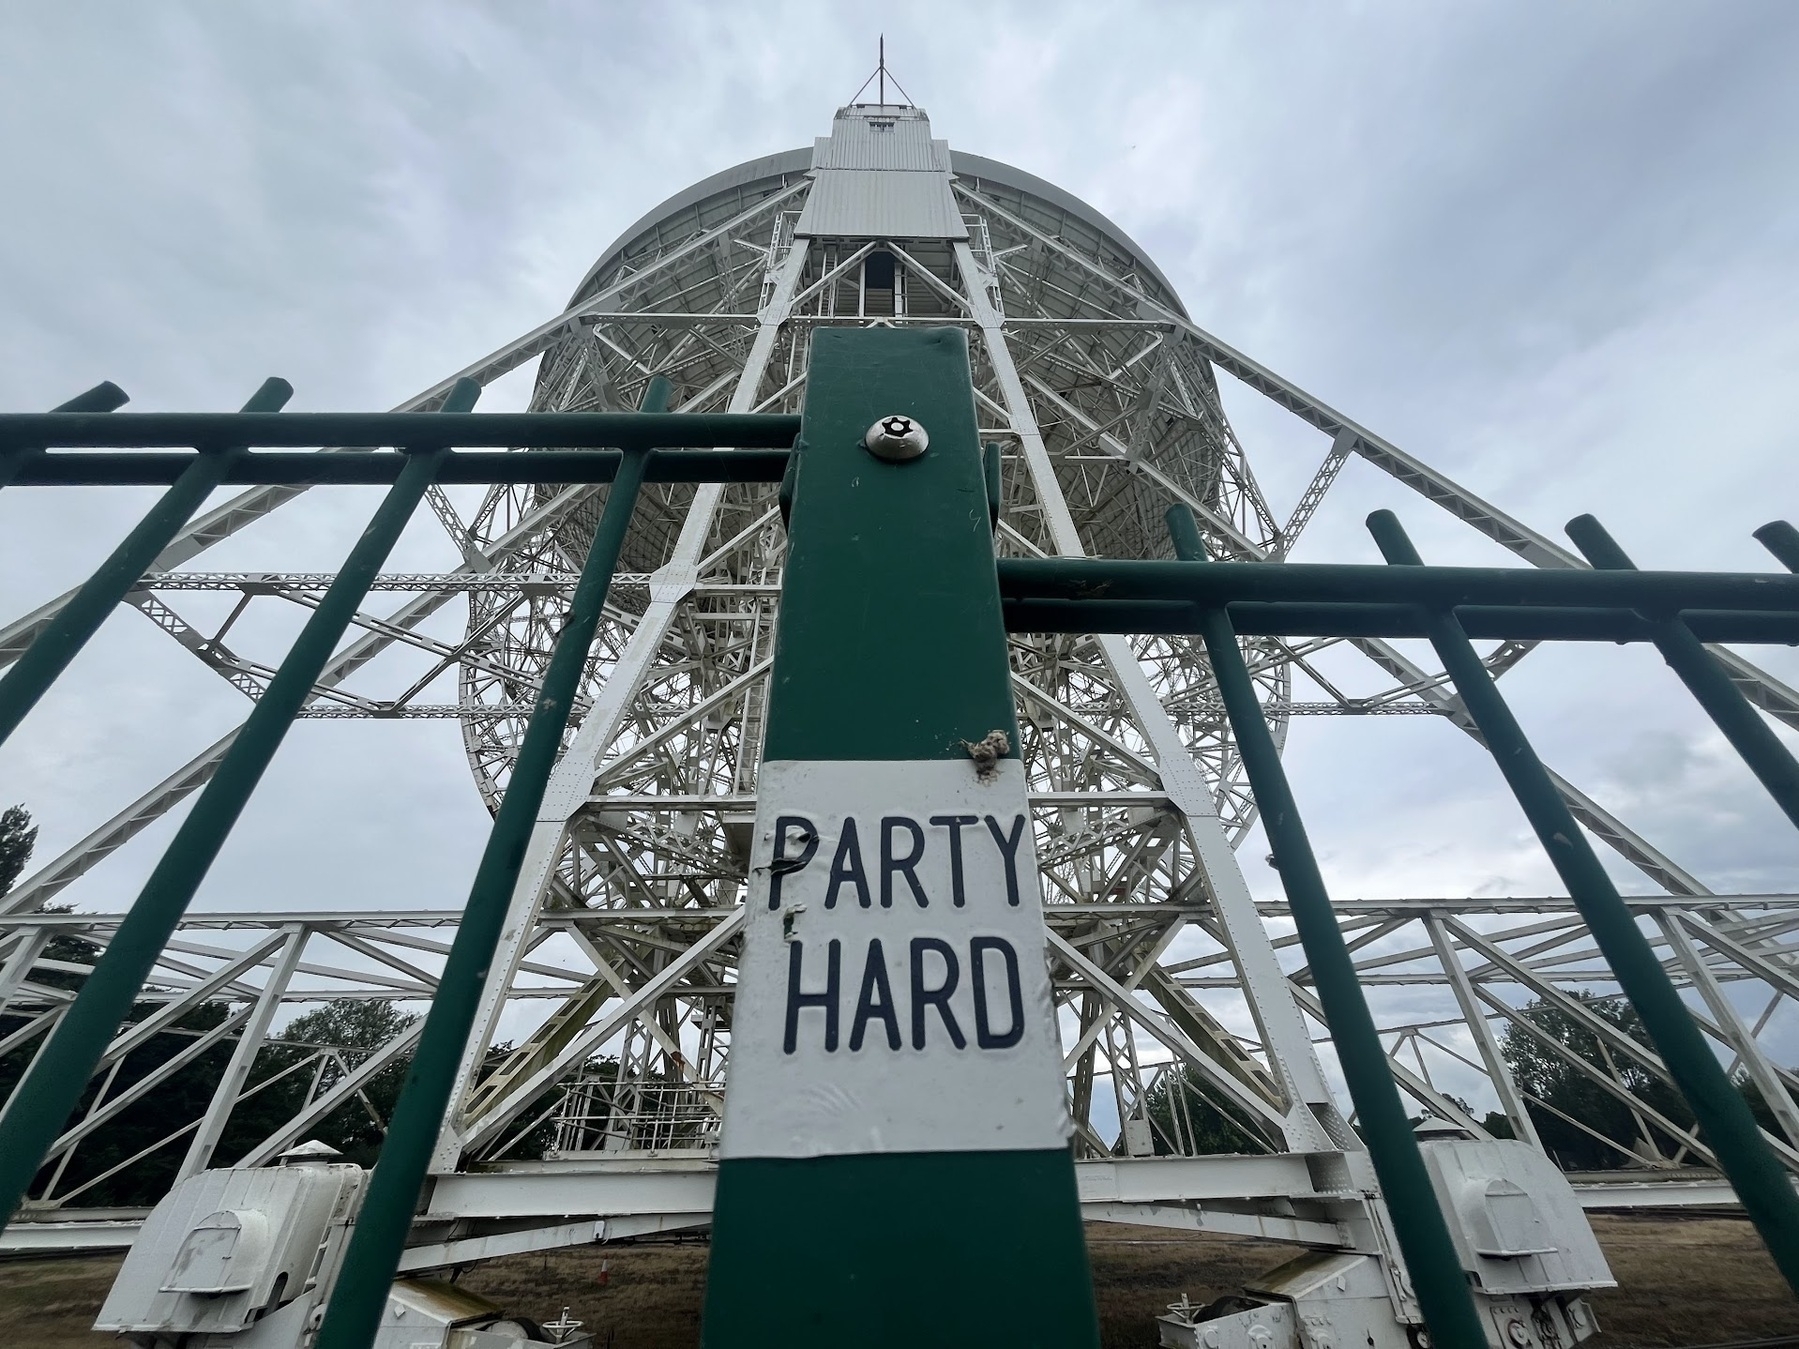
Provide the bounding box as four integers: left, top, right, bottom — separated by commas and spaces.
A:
2, 893, 1798, 1227
3, 129, 1797, 1257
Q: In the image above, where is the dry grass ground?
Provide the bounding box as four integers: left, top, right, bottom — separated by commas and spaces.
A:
0, 1254, 120, 1348
4, 1213, 1795, 1347
1581, 1213, 1798, 1346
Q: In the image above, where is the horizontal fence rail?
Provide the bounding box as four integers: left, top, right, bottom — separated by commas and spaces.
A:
1004, 599, 1799, 643
0, 410, 801, 449
998, 556, 1799, 616
11, 450, 793, 486
0, 408, 800, 485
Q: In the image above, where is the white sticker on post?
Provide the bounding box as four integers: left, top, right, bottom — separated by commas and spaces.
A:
719, 758, 1072, 1159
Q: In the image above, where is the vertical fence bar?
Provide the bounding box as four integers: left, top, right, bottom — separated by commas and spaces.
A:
0, 378, 289, 748
0, 382, 129, 491
1755, 520, 1799, 574
1169, 505, 1488, 1347
1366, 507, 1799, 1295
0, 378, 479, 1231
313, 378, 670, 1349
1565, 514, 1799, 831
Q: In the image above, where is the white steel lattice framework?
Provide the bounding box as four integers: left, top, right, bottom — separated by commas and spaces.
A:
4, 101, 1799, 1255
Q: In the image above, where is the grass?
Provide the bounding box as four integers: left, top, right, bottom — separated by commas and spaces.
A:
3, 1214, 1795, 1347
0, 1254, 120, 1348
1581, 1213, 1798, 1346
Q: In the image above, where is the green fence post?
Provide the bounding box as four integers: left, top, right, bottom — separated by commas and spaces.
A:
1565, 513, 1799, 831
0, 382, 129, 491
313, 378, 672, 1349
1168, 504, 1490, 1349
0, 378, 479, 1232
0, 378, 289, 747
700, 328, 1097, 1348
1368, 507, 1799, 1296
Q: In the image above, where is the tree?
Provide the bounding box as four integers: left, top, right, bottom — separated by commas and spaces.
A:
0, 815, 433, 1199
0, 956, 251, 1207
39, 1000, 245, 1206
1501, 992, 1693, 1171
1141, 1063, 1263, 1156
0, 998, 427, 1201
278, 999, 418, 1060
239, 999, 422, 1169
1737, 1070, 1799, 1136
0, 804, 37, 896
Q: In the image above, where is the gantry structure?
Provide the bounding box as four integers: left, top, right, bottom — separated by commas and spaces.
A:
3, 97, 1799, 1258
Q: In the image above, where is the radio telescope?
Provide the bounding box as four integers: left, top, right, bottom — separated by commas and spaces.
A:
5, 96, 1796, 1340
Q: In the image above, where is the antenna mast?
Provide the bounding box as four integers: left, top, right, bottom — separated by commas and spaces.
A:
846, 36, 912, 107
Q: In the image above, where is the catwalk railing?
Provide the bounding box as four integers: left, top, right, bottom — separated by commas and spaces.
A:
1, 378, 1798, 1344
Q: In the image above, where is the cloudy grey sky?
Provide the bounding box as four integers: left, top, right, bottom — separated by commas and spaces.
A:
1, 0, 1797, 1028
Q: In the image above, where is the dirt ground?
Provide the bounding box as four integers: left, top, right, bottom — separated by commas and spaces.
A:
4, 1213, 1795, 1347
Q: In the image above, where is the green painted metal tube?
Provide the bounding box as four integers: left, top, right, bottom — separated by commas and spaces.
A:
313, 379, 670, 1349
0, 378, 290, 749
776, 435, 800, 527
1367, 507, 1799, 1296
0, 378, 477, 1233
982, 440, 1002, 527
0, 383, 129, 489
997, 555, 1799, 615
1001, 597, 1799, 645
50, 382, 130, 415
12, 447, 789, 487
1168, 506, 1490, 1349
1566, 514, 1799, 832
1757, 520, 1799, 573
0, 409, 798, 450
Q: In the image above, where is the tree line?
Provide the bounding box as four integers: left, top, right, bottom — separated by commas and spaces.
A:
1143, 988, 1796, 1168
0, 802, 679, 1207
5, 803, 1794, 1202
0, 807, 435, 1205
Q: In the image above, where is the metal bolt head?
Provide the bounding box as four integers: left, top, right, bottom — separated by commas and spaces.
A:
863, 414, 928, 462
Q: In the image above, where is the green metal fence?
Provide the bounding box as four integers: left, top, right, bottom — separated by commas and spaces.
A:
0, 378, 798, 1348
0, 352, 1796, 1347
